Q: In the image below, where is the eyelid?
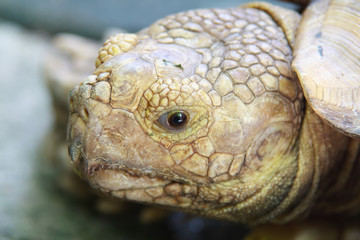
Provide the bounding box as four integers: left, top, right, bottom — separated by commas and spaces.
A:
157, 113, 170, 128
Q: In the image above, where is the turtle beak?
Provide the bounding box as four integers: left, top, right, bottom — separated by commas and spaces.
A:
67, 117, 86, 178
67, 87, 89, 178
67, 119, 83, 164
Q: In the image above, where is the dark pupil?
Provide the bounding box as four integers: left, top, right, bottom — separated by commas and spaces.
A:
168, 111, 187, 128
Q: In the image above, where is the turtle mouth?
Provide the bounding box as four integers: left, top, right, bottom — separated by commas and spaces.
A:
75, 159, 199, 208
70, 154, 169, 187
87, 166, 172, 192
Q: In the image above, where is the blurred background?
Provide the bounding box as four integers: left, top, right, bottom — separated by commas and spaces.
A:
0, 0, 298, 239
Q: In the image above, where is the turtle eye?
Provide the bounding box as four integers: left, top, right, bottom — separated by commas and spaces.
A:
158, 110, 189, 131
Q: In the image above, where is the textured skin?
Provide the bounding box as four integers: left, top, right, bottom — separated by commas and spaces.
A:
67, 4, 360, 226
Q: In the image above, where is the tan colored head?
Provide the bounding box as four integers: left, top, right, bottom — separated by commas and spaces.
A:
68, 6, 305, 224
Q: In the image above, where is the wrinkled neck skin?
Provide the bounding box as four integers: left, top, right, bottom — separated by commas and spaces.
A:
298, 107, 360, 220
271, 105, 360, 225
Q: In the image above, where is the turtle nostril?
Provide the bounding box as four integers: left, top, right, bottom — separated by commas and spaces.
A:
69, 97, 74, 108
80, 106, 89, 121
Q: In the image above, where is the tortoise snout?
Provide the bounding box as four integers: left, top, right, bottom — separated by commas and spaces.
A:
67, 85, 89, 168
67, 113, 86, 165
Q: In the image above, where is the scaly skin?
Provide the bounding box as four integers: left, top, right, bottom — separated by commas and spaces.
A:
67, 4, 360, 225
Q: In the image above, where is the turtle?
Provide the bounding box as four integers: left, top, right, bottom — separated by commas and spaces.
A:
67, 0, 360, 238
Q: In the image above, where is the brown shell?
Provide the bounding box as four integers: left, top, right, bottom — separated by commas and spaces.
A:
292, 0, 360, 138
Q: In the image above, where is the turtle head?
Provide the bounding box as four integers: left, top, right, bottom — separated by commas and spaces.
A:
68, 6, 305, 224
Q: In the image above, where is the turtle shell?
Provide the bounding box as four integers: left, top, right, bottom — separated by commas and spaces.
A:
292, 0, 360, 138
